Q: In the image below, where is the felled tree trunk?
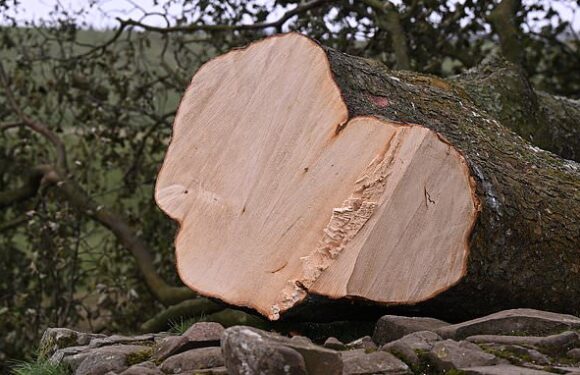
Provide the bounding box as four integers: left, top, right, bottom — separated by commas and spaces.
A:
453, 56, 580, 162
155, 33, 580, 321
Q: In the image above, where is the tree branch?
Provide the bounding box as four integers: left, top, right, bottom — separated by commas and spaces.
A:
118, 0, 333, 34
0, 165, 53, 209
0, 121, 24, 132
488, 0, 524, 65
1, 57, 195, 305
72, 22, 130, 59
362, 0, 411, 70
0, 214, 30, 232
0, 62, 68, 171
36, 166, 197, 306
46, 1, 333, 63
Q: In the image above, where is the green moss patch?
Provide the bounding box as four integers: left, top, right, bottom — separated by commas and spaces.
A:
126, 348, 153, 366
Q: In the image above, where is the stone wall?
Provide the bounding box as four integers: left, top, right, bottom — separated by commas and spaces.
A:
40, 308, 580, 374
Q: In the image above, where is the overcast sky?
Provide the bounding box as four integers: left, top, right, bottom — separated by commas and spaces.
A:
3, 0, 580, 32
3, 0, 282, 28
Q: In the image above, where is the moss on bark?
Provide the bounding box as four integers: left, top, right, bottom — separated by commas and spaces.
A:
454, 54, 579, 161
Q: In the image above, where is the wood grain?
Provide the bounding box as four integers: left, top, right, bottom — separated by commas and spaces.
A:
155, 33, 478, 319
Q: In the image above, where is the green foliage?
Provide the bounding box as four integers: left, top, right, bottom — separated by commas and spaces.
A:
10, 359, 71, 375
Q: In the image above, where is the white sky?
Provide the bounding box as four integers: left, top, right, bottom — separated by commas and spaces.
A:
2, 0, 579, 33
2, 0, 284, 28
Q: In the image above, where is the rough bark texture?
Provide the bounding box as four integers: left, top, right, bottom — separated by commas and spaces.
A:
454, 54, 580, 162
321, 44, 579, 319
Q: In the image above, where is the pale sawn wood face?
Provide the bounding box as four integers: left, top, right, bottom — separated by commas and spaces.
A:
155, 33, 478, 319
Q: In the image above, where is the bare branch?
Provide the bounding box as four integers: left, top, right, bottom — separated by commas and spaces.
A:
69, 22, 129, 60
0, 62, 69, 171
0, 214, 30, 232
0, 121, 24, 132
119, 0, 333, 34
32, 165, 196, 306
362, 0, 411, 70
0, 165, 54, 209
488, 0, 524, 65
0, 113, 193, 305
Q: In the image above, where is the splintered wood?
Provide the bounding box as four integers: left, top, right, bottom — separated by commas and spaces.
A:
155, 33, 478, 320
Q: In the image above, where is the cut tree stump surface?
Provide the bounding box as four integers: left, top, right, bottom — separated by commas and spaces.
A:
155, 34, 479, 319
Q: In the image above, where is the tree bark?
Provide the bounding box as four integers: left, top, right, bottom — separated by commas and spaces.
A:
156, 33, 579, 321
453, 54, 580, 161
323, 43, 579, 319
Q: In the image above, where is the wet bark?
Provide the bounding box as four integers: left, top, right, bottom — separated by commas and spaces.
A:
315, 46, 579, 320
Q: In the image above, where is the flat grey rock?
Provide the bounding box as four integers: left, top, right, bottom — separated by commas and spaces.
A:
290, 335, 314, 345
467, 331, 579, 354
227, 342, 307, 375
222, 326, 342, 375
478, 343, 550, 366
551, 366, 580, 375
39, 328, 106, 358
119, 361, 163, 375
568, 348, 580, 359
460, 364, 555, 374
72, 344, 152, 375
183, 322, 224, 345
159, 346, 223, 374
324, 337, 346, 350
151, 336, 190, 363
373, 315, 449, 345
49, 345, 90, 366
152, 322, 224, 363
346, 336, 378, 351
381, 331, 441, 368
538, 331, 579, 353
175, 367, 228, 374
382, 342, 419, 369
342, 349, 410, 374
426, 339, 500, 371
383, 331, 441, 352
88, 334, 162, 349
437, 309, 580, 339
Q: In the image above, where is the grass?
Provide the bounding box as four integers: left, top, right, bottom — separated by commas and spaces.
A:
168, 314, 206, 335
10, 359, 70, 375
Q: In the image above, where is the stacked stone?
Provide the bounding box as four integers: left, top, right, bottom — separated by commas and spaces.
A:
42, 308, 580, 374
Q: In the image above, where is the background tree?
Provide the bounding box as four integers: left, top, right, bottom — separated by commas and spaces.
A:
1, 0, 578, 365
